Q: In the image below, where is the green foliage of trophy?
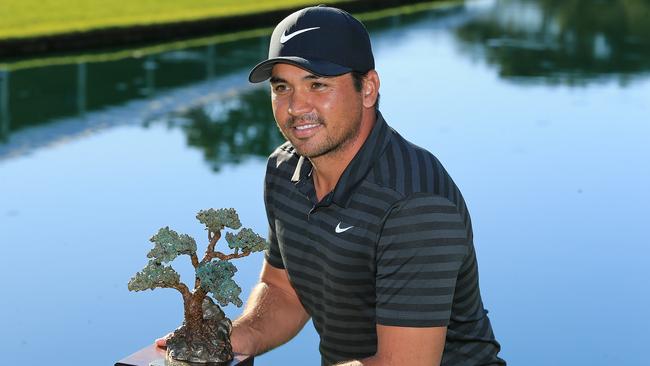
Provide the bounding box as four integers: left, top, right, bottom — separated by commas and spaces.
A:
129, 208, 267, 364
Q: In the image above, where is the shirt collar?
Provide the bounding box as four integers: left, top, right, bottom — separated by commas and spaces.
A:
290, 111, 392, 208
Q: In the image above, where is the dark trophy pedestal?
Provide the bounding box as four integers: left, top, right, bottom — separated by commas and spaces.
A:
115, 344, 253, 366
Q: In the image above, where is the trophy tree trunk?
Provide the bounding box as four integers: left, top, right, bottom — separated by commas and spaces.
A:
184, 291, 205, 339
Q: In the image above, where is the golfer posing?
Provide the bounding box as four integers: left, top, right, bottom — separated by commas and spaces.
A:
161, 6, 505, 366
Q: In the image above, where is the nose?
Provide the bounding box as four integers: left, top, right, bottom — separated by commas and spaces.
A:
287, 89, 312, 117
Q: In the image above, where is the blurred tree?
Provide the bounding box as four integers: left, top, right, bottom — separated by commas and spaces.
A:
455, 0, 650, 84
178, 88, 284, 171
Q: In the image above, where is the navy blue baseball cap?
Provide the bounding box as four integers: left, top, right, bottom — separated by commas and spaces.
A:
248, 5, 375, 83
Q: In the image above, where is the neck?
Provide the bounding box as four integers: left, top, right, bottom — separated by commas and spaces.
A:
310, 110, 376, 202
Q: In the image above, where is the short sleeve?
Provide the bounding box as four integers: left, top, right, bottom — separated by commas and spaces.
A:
263, 161, 285, 269
263, 216, 284, 269
376, 194, 469, 327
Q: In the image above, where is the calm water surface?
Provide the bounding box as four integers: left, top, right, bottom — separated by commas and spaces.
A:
1, 1, 649, 365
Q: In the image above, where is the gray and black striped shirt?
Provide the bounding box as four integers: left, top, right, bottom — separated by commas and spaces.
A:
264, 112, 505, 365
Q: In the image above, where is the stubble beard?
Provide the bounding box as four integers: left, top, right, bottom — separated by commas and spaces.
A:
280, 111, 362, 159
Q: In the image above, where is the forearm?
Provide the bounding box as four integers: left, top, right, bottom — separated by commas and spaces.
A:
231, 281, 309, 355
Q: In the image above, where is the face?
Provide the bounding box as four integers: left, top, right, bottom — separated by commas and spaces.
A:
269, 63, 364, 159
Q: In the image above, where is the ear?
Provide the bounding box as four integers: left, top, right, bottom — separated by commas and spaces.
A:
361, 70, 380, 109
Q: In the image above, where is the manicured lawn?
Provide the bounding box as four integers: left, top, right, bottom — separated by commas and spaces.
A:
0, 0, 346, 40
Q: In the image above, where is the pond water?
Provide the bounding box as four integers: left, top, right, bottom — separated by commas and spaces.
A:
1, 0, 649, 365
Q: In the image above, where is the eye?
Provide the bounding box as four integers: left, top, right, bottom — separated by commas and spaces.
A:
273, 84, 289, 93
311, 82, 327, 90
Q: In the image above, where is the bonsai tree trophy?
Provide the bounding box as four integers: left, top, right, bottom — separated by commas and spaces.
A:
128, 208, 267, 364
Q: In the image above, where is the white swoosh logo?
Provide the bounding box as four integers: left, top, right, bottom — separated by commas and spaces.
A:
280, 27, 320, 44
335, 222, 354, 234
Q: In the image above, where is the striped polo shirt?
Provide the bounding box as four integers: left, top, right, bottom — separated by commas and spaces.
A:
263, 112, 505, 365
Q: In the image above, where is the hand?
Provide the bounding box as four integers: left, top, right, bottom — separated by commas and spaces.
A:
155, 332, 173, 348
230, 325, 255, 355
156, 329, 243, 352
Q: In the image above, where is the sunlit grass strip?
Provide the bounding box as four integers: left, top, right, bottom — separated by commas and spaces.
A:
0, 0, 347, 40
0, 0, 461, 71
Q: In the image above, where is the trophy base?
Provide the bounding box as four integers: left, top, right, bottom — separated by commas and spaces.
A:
115, 344, 253, 366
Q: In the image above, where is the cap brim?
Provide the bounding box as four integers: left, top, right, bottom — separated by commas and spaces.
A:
248, 57, 352, 83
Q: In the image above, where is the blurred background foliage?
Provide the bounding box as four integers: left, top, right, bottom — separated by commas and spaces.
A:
455, 0, 650, 84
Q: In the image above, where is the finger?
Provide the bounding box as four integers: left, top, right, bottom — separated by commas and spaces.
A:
155, 332, 172, 348
155, 337, 167, 348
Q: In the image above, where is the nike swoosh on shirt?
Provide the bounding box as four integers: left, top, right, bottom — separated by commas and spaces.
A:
280, 27, 321, 44
335, 222, 354, 234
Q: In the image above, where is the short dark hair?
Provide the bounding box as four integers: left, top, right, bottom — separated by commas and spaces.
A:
351, 71, 380, 111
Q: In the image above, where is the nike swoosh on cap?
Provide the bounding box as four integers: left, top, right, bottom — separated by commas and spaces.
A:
335, 222, 354, 234
280, 27, 321, 44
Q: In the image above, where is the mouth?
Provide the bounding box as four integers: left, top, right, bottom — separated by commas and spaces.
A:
291, 122, 323, 138
294, 123, 320, 131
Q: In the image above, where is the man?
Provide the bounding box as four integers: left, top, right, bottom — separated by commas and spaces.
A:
160, 5, 505, 365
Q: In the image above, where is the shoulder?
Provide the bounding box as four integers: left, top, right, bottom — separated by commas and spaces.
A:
363, 126, 472, 232
372, 128, 457, 199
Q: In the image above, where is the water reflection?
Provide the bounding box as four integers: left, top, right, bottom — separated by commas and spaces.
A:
3, 0, 649, 146
0, 70, 9, 141
162, 88, 284, 171
0, 1, 464, 159
455, 0, 650, 84
0, 35, 267, 140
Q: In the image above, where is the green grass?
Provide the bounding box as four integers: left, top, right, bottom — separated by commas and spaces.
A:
0, 0, 458, 70
0, 0, 347, 40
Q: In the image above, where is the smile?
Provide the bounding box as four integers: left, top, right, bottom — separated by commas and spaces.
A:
295, 123, 320, 130
291, 122, 322, 138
